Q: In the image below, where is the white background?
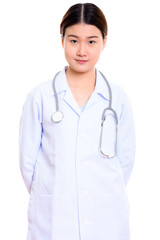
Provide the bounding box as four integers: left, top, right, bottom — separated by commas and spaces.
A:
0, 0, 160, 239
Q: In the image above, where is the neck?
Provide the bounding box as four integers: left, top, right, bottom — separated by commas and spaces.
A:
66, 67, 96, 88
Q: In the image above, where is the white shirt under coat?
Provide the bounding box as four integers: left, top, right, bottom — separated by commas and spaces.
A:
19, 67, 136, 240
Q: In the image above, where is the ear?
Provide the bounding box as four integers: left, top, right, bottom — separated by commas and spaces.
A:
61, 34, 64, 48
102, 36, 107, 50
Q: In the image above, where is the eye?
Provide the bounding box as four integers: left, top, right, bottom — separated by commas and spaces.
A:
71, 40, 78, 44
89, 40, 95, 45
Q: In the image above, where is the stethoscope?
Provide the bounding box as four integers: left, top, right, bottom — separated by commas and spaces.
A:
51, 71, 118, 158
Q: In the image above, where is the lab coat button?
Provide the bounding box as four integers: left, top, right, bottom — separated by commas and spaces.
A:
82, 160, 88, 166
83, 189, 89, 196
83, 218, 89, 224
80, 132, 87, 138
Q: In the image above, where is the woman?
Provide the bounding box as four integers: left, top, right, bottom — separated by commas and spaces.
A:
19, 3, 135, 240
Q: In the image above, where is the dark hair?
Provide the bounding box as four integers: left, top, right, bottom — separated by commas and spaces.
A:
60, 3, 108, 39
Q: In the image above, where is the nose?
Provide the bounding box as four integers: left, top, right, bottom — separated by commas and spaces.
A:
77, 43, 87, 57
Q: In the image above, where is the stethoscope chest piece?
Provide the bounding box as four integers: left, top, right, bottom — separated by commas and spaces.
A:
51, 111, 64, 123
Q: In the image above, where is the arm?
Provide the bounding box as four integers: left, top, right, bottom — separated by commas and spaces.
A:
19, 92, 42, 193
117, 92, 136, 185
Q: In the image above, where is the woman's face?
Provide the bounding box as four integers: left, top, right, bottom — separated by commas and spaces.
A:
61, 23, 107, 74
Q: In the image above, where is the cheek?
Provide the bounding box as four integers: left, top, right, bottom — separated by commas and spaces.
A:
91, 47, 102, 61
64, 45, 76, 60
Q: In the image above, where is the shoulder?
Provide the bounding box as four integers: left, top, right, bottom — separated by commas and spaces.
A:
96, 70, 130, 104
110, 81, 128, 98
23, 79, 53, 107
20, 80, 53, 113
29, 79, 53, 98
26, 68, 66, 101
107, 80, 133, 117
109, 80, 132, 107
109, 82, 133, 121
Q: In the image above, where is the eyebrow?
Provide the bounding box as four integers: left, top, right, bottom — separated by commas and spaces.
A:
67, 34, 99, 39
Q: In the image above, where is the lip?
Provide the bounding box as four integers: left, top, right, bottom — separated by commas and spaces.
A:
75, 59, 88, 64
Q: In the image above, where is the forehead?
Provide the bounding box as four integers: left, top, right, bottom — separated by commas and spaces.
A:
65, 23, 102, 37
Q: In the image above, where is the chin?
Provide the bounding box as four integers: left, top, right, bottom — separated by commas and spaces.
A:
68, 64, 95, 74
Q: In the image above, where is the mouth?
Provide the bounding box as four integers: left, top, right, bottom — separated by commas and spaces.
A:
75, 59, 88, 64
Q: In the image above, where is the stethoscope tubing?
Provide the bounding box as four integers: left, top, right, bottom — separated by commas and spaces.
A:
51, 70, 118, 158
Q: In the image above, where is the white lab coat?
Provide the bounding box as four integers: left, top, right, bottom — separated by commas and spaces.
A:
19, 67, 135, 240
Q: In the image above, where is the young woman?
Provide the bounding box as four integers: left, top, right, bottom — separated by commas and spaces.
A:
19, 3, 135, 240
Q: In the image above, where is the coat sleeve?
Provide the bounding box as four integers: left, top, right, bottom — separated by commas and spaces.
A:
116, 91, 136, 185
19, 91, 42, 193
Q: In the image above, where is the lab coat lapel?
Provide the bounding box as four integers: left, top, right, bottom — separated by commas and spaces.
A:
84, 70, 110, 110
63, 86, 81, 117
64, 78, 99, 116
53, 68, 81, 116
64, 88, 98, 115
85, 90, 98, 110
95, 70, 110, 101
55, 68, 110, 116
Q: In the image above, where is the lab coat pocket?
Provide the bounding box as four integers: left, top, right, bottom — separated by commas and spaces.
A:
35, 194, 54, 239
27, 196, 34, 230
43, 118, 65, 146
95, 194, 130, 240
43, 171, 55, 195
29, 167, 38, 194
38, 166, 55, 195
43, 116, 64, 129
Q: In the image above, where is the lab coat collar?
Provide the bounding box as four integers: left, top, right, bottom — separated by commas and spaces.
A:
51, 67, 110, 100
51, 67, 110, 116
95, 70, 110, 101
51, 67, 82, 116
51, 67, 68, 95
